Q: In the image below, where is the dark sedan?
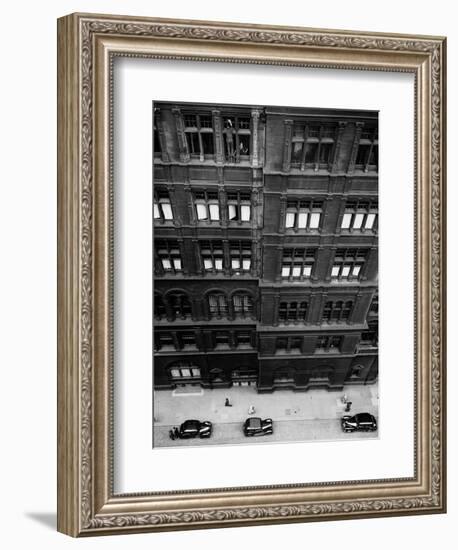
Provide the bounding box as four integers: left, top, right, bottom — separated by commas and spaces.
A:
243, 417, 273, 437
178, 419, 212, 439
341, 413, 377, 433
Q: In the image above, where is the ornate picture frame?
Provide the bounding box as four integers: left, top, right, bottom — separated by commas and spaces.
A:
57, 13, 446, 536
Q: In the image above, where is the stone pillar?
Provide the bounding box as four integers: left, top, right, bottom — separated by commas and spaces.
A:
282, 119, 293, 172
154, 108, 170, 162
331, 121, 346, 173
212, 109, 224, 164
172, 107, 190, 162
251, 109, 261, 167
348, 122, 364, 173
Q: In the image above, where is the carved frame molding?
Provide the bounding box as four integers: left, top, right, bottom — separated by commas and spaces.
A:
57, 13, 446, 536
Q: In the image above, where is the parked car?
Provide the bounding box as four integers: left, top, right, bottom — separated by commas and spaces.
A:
178, 419, 212, 439
341, 413, 377, 433
243, 417, 273, 437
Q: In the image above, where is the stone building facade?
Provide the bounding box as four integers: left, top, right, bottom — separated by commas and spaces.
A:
153, 102, 378, 392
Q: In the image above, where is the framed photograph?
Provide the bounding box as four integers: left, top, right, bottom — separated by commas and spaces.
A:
57, 13, 446, 536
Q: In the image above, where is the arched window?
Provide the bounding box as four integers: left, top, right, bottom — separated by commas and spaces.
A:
168, 292, 192, 320
208, 293, 228, 318
232, 293, 253, 318
154, 294, 166, 319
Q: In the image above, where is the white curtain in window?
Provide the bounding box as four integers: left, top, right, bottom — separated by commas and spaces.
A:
161, 202, 173, 220
153, 202, 160, 219
331, 265, 340, 277
298, 212, 308, 228
228, 204, 237, 220
209, 203, 220, 220
341, 213, 352, 229
341, 265, 351, 277
161, 259, 172, 270
285, 212, 295, 228
241, 205, 251, 221
352, 265, 361, 276
196, 203, 207, 220
309, 212, 320, 229
242, 259, 251, 270
365, 213, 376, 229
281, 266, 290, 277
303, 265, 312, 277
231, 259, 240, 269
203, 258, 213, 270
353, 213, 364, 229
214, 258, 223, 270
292, 266, 301, 277
173, 258, 181, 270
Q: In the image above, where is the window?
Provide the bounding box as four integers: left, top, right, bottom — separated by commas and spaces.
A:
355, 125, 378, 172
223, 115, 251, 162
275, 336, 303, 353
276, 337, 288, 352
227, 191, 251, 222
341, 200, 377, 231
331, 248, 368, 281
200, 240, 224, 272
179, 332, 197, 350
169, 362, 201, 379
349, 365, 364, 378
315, 335, 342, 352
232, 293, 254, 318
184, 112, 214, 159
370, 295, 379, 314
215, 331, 230, 349
156, 333, 175, 351
285, 199, 323, 230
290, 123, 336, 170
360, 321, 378, 347
290, 337, 302, 352
281, 248, 316, 280
208, 293, 228, 318
278, 301, 308, 323
168, 292, 192, 320
193, 190, 220, 222
229, 240, 252, 273
153, 188, 173, 222
235, 331, 252, 348
322, 300, 353, 323
154, 294, 166, 319
155, 240, 182, 274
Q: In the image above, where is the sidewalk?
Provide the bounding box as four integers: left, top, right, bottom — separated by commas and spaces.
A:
154, 384, 378, 426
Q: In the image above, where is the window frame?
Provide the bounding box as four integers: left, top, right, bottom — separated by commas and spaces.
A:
281, 247, 316, 281
183, 112, 215, 160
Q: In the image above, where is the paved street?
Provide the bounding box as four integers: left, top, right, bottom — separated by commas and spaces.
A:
153, 385, 379, 448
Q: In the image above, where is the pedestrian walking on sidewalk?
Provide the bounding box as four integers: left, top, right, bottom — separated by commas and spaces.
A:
225, 397, 233, 407
345, 401, 352, 412
169, 429, 175, 440
248, 405, 255, 415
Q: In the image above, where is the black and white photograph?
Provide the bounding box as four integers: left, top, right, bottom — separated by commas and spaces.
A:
153, 101, 379, 448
